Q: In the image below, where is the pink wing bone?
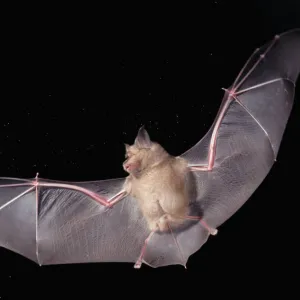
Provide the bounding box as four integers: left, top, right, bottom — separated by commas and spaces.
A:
0, 174, 127, 209
188, 33, 283, 172
0, 30, 287, 213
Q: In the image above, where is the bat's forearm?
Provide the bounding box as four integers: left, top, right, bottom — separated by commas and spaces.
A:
37, 181, 128, 208
36, 181, 110, 207
107, 190, 128, 208
188, 165, 211, 171
105, 176, 132, 208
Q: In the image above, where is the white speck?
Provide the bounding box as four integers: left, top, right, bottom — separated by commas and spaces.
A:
210, 53, 213, 56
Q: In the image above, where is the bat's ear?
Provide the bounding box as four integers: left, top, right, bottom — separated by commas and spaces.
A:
124, 143, 130, 152
134, 125, 152, 149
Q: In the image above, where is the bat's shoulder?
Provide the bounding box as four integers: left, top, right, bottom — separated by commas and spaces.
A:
149, 156, 188, 179
174, 156, 188, 166
172, 156, 189, 173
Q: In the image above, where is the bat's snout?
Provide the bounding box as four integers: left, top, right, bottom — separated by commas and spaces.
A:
123, 161, 139, 172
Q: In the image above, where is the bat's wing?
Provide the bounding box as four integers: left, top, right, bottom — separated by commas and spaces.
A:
0, 178, 38, 263
149, 28, 300, 267
0, 176, 154, 265
0, 175, 202, 268
0, 175, 196, 267
0, 29, 299, 269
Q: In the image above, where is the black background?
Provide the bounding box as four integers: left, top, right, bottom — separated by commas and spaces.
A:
1, 0, 299, 296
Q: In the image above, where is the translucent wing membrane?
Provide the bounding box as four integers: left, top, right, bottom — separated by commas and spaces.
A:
0, 29, 299, 268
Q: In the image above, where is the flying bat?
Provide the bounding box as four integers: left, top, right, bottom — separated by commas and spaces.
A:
0, 28, 299, 269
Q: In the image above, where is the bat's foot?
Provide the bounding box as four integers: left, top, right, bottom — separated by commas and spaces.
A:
209, 228, 218, 236
148, 222, 159, 231
200, 222, 218, 236
134, 260, 142, 269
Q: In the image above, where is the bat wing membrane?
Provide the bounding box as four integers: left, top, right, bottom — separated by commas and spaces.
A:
174, 29, 300, 265
0, 29, 299, 268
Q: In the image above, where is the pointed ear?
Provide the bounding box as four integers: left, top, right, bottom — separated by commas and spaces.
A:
124, 143, 130, 152
134, 125, 152, 148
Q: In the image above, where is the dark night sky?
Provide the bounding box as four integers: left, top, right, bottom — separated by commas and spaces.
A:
1, 0, 300, 296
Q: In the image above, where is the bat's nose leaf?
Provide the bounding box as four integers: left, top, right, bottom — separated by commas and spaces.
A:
134, 125, 152, 148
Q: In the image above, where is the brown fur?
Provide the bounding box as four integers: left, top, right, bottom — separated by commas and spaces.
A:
123, 128, 189, 232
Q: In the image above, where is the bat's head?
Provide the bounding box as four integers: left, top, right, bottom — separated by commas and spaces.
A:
123, 126, 169, 176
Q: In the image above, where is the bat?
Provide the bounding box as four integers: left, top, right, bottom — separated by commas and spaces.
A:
123, 133, 192, 233
0, 28, 299, 269
122, 128, 219, 268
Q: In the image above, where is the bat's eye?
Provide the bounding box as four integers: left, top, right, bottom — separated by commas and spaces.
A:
126, 152, 132, 159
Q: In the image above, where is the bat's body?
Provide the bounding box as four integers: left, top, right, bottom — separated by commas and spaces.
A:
0, 28, 299, 269
122, 133, 190, 233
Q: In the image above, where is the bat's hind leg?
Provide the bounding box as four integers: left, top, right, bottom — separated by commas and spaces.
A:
134, 214, 171, 269
159, 213, 217, 235
181, 215, 218, 235
134, 229, 156, 269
